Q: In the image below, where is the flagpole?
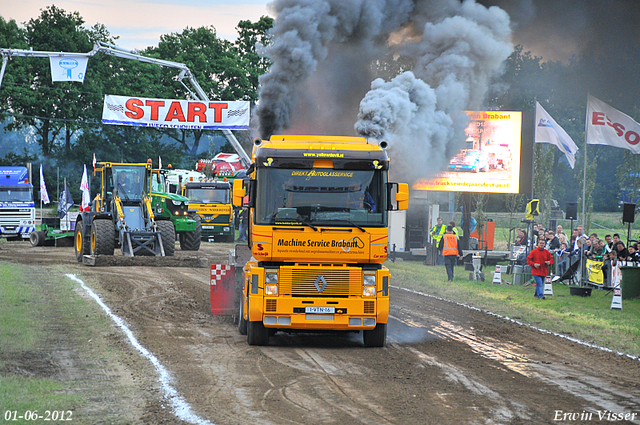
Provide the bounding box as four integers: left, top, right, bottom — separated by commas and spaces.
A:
582, 96, 589, 229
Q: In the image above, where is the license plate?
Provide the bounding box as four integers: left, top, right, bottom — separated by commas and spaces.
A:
305, 306, 335, 314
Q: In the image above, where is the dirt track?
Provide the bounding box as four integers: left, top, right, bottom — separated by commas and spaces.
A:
1, 241, 640, 424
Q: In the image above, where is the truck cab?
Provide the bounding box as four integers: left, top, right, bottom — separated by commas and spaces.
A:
0, 166, 36, 241
233, 135, 408, 347
184, 180, 234, 242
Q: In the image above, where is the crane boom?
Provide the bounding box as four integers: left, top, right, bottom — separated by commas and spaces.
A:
0, 42, 251, 167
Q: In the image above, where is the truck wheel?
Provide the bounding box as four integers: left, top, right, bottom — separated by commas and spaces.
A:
29, 231, 44, 247
363, 323, 387, 347
247, 300, 269, 346
157, 220, 176, 256
180, 214, 201, 251
238, 298, 247, 335
74, 222, 90, 262
91, 219, 115, 255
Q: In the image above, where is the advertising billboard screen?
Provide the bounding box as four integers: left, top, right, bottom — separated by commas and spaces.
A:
413, 111, 522, 194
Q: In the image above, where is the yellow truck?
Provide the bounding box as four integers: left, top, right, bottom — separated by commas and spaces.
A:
233, 135, 408, 347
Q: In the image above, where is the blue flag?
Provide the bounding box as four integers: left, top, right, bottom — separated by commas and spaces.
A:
57, 186, 74, 218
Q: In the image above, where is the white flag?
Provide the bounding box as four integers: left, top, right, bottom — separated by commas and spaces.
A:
535, 102, 579, 168
586, 95, 640, 154
159, 156, 162, 170
92, 153, 96, 170
80, 165, 91, 211
39, 165, 50, 204
49, 56, 89, 83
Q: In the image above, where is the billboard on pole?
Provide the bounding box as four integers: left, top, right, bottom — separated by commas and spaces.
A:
413, 111, 522, 194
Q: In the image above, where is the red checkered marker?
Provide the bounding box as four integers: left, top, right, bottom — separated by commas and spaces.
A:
210, 264, 231, 286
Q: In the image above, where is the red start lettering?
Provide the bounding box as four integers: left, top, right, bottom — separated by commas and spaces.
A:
209, 103, 228, 122
125, 98, 144, 119
165, 102, 186, 122
188, 102, 207, 123
145, 100, 165, 121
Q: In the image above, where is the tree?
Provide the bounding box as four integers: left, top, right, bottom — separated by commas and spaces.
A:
234, 16, 274, 100
2, 6, 95, 157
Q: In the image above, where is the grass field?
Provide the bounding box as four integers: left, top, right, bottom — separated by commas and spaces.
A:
0, 264, 80, 416
388, 260, 640, 358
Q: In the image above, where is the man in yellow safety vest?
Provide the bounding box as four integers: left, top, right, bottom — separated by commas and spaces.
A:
438, 226, 463, 281
430, 217, 446, 265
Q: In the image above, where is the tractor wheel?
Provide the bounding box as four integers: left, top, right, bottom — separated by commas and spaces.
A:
363, 323, 387, 347
247, 319, 269, 346
157, 220, 176, 256
91, 219, 115, 256
247, 300, 269, 346
180, 214, 201, 251
237, 297, 247, 335
29, 231, 45, 247
74, 221, 90, 262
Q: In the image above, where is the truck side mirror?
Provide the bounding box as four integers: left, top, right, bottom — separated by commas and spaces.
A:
395, 183, 409, 211
386, 182, 409, 211
232, 179, 244, 207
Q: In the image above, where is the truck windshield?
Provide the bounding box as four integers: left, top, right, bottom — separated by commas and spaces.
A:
255, 168, 386, 227
0, 187, 33, 202
111, 166, 146, 201
187, 188, 229, 204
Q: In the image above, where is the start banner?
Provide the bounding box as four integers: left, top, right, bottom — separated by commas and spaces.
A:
102, 95, 249, 130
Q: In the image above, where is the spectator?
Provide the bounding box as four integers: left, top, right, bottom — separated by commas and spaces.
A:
515, 229, 528, 246
612, 234, 623, 248
556, 226, 569, 246
438, 226, 463, 282
604, 235, 614, 255
527, 238, 553, 299
545, 230, 561, 252
556, 242, 570, 276
612, 241, 628, 264
627, 243, 640, 262
587, 239, 604, 260
572, 228, 587, 251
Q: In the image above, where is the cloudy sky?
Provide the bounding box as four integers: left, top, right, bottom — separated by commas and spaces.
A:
3, 0, 273, 50
4, 0, 639, 63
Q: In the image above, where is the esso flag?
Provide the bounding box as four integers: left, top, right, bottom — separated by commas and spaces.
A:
587, 95, 640, 153
102, 95, 250, 130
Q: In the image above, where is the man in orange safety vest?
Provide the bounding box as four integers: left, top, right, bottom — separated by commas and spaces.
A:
438, 226, 463, 281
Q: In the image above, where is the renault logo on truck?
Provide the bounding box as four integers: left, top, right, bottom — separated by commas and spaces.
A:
314, 276, 328, 293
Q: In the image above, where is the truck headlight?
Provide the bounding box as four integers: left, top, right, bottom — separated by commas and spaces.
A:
172, 200, 181, 206
363, 274, 376, 286
223, 227, 230, 231
362, 286, 376, 297
265, 284, 278, 296
266, 273, 278, 284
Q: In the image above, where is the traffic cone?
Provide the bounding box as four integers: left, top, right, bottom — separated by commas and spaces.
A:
492, 265, 502, 284
543, 276, 553, 296
611, 285, 622, 310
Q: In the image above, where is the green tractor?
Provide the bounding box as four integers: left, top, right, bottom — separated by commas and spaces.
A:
74, 162, 176, 260
151, 168, 201, 251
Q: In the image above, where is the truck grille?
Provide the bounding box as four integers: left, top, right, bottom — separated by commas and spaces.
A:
266, 299, 277, 312
0, 209, 33, 226
279, 267, 361, 297
202, 214, 231, 224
